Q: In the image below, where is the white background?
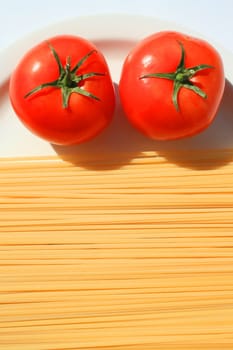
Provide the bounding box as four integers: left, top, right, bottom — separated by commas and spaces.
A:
0, 0, 232, 53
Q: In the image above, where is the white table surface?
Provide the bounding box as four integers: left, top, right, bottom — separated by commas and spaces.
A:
0, 0, 232, 53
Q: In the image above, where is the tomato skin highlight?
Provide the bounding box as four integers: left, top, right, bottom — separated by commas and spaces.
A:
119, 31, 225, 140
9, 35, 115, 145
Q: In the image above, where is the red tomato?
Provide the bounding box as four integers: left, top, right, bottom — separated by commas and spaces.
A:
9, 35, 115, 145
119, 31, 225, 140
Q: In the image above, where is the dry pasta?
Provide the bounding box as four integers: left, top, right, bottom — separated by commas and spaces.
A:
0, 150, 233, 349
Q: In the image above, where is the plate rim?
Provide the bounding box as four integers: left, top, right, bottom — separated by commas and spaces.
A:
1, 13, 233, 157
1, 13, 232, 81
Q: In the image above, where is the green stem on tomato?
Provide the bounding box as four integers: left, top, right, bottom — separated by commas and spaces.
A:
24, 43, 105, 108
140, 41, 214, 111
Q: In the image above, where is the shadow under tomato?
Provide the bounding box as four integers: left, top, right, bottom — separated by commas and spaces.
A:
53, 79, 233, 171
0, 79, 10, 105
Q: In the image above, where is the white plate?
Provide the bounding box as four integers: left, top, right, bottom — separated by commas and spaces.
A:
1, 14, 233, 158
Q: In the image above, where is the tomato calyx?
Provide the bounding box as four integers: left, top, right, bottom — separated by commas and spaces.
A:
24, 43, 105, 108
140, 42, 214, 111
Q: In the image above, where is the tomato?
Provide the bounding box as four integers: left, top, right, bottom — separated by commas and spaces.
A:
119, 31, 225, 140
9, 35, 115, 145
